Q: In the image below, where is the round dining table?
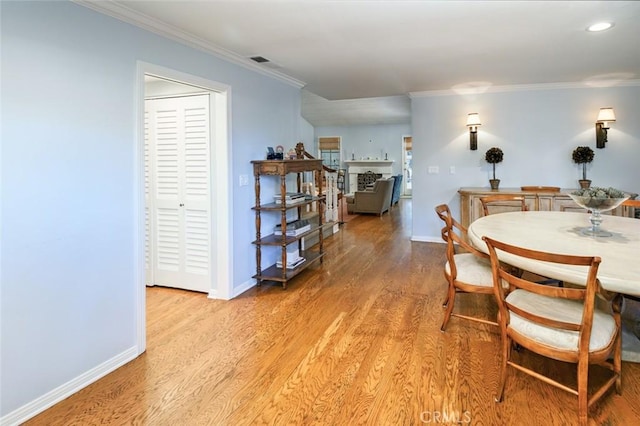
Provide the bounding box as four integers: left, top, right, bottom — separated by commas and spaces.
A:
468, 210, 640, 361
468, 211, 640, 297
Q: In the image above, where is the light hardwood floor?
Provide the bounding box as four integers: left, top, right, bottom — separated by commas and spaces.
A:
26, 200, 640, 425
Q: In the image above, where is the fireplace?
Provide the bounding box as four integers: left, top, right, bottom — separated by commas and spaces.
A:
344, 160, 394, 194
357, 172, 382, 191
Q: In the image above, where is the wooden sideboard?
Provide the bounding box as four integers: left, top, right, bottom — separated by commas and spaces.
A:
459, 187, 637, 228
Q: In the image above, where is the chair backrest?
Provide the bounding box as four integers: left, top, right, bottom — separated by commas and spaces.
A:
435, 204, 488, 260
380, 177, 395, 209
520, 186, 560, 192
483, 236, 602, 354
391, 174, 403, 204
480, 195, 528, 216
370, 178, 383, 192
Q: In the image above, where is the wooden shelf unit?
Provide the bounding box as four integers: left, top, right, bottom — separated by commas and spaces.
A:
251, 159, 325, 289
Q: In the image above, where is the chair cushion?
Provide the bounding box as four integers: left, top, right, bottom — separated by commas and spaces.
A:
506, 289, 617, 352
446, 253, 494, 287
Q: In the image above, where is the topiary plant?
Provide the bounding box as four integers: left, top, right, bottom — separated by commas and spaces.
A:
485, 147, 504, 180
572, 146, 595, 181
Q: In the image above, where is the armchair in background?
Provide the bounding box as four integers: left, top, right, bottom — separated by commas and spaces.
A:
345, 177, 395, 215
391, 174, 403, 206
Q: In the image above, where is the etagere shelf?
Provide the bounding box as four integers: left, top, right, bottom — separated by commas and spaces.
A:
251, 159, 329, 289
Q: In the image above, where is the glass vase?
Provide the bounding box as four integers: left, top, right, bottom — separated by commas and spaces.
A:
568, 194, 629, 237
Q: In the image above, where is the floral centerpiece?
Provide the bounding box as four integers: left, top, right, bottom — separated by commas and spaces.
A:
568, 187, 629, 237
485, 147, 503, 189
571, 146, 594, 189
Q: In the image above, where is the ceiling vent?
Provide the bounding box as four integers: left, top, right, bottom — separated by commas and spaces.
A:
250, 56, 270, 63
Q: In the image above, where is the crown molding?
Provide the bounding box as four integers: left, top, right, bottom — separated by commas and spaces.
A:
72, 0, 305, 89
409, 79, 640, 98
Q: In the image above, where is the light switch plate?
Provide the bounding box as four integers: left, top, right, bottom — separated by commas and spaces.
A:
428, 166, 439, 174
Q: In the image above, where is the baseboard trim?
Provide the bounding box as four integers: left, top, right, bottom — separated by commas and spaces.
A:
411, 236, 443, 243
0, 346, 139, 426
231, 278, 257, 298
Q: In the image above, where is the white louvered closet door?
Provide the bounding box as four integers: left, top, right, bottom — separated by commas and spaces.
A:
145, 94, 212, 293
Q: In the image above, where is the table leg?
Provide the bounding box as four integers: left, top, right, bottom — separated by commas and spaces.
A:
622, 297, 640, 363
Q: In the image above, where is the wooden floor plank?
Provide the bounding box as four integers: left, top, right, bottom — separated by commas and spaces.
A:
25, 199, 640, 425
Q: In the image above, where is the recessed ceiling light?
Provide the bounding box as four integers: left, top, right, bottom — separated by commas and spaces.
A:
587, 22, 614, 32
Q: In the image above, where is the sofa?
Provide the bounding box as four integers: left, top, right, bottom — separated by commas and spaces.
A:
345, 177, 395, 215
391, 174, 403, 206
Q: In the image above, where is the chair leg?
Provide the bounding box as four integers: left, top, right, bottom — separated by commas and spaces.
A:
441, 285, 456, 331
442, 287, 451, 308
495, 333, 510, 403
615, 355, 622, 394
577, 360, 589, 426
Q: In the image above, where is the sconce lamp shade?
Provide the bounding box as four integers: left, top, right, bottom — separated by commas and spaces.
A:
595, 107, 615, 149
466, 113, 481, 150
466, 113, 482, 127
596, 107, 616, 124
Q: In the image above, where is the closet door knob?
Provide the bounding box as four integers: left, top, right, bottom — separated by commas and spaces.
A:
179, 203, 184, 207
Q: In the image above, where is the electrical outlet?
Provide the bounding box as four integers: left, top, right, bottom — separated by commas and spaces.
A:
239, 174, 249, 186
450, 166, 456, 174
428, 166, 439, 174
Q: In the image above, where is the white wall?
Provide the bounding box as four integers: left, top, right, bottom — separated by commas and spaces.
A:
298, 117, 315, 152
1, 1, 306, 420
313, 123, 411, 175
411, 84, 640, 241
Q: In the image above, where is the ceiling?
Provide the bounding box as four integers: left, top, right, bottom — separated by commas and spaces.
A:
82, 1, 640, 126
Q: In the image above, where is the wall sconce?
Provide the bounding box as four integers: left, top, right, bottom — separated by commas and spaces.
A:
466, 113, 481, 150
595, 107, 615, 148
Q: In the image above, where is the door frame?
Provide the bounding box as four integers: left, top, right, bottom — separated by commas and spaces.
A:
135, 61, 233, 354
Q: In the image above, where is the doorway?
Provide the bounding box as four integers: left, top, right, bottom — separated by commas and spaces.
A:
145, 92, 212, 293
402, 135, 412, 196
136, 62, 232, 354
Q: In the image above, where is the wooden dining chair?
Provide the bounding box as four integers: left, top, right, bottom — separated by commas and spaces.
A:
479, 194, 561, 284
435, 204, 503, 331
622, 198, 640, 219
480, 194, 561, 284
520, 186, 561, 192
483, 236, 622, 426
480, 194, 528, 216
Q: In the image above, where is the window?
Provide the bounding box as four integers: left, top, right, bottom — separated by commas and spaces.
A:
318, 136, 341, 169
